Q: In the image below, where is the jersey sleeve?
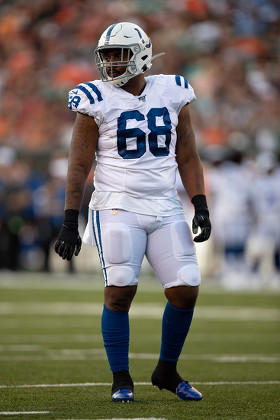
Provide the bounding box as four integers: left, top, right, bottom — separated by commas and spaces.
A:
156, 74, 196, 112
172, 75, 196, 111
67, 81, 103, 122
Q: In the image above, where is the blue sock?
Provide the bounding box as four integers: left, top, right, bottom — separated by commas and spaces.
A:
160, 302, 194, 362
101, 304, 129, 372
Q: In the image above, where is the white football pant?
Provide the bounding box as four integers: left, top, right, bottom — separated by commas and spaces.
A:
83, 209, 201, 289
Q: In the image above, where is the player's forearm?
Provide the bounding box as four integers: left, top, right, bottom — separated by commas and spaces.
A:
64, 152, 91, 211
176, 104, 206, 199
65, 148, 92, 211
64, 165, 88, 211
64, 113, 98, 211
178, 156, 205, 200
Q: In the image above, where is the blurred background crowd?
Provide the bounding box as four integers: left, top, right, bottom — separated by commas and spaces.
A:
0, 0, 279, 289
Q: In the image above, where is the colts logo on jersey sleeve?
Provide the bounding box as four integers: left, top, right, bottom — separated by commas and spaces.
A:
68, 90, 81, 110
68, 83, 103, 110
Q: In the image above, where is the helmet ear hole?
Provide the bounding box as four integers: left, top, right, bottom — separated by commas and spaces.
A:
141, 55, 148, 61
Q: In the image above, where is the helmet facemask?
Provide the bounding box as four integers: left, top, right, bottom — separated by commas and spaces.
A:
94, 45, 140, 87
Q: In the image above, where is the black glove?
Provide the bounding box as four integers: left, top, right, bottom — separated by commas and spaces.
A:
191, 194, 211, 243
54, 209, 82, 260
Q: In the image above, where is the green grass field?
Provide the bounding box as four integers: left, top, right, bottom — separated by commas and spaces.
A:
0, 272, 279, 420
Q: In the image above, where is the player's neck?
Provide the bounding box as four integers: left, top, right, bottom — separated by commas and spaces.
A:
121, 74, 146, 96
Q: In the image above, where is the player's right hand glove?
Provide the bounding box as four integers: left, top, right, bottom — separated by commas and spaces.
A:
191, 194, 211, 243
54, 209, 82, 261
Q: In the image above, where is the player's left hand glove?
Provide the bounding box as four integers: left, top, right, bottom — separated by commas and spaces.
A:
54, 209, 82, 260
191, 194, 211, 243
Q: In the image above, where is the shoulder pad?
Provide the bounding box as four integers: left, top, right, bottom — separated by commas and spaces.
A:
174, 75, 189, 89
68, 82, 103, 111
152, 74, 190, 89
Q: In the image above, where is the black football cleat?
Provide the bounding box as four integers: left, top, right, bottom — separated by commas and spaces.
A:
111, 371, 134, 403
151, 362, 202, 401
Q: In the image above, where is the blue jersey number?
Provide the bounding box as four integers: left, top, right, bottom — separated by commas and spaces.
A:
117, 107, 172, 159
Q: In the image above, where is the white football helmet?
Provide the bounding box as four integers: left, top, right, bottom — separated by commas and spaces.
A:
94, 22, 164, 87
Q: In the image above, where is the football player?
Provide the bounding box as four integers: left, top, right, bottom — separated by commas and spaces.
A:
55, 22, 211, 403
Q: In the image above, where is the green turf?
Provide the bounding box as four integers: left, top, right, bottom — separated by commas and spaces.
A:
0, 273, 279, 419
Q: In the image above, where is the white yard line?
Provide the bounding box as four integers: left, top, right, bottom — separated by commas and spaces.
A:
0, 350, 279, 363
0, 381, 279, 389
0, 332, 279, 344
92, 418, 168, 420
0, 320, 95, 329
0, 302, 279, 321
0, 344, 46, 351
0, 411, 49, 415
0, 334, 103, 343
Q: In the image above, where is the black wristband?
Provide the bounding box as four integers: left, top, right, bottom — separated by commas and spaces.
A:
64, 209, 79, 225
191, 194, 209, 214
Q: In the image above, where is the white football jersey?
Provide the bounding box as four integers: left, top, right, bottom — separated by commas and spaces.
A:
68, 74, 196, 215
252, 170, 280, 243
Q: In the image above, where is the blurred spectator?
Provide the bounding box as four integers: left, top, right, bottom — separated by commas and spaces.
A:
206, 146, 253, 287
247, 152, 280, 287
